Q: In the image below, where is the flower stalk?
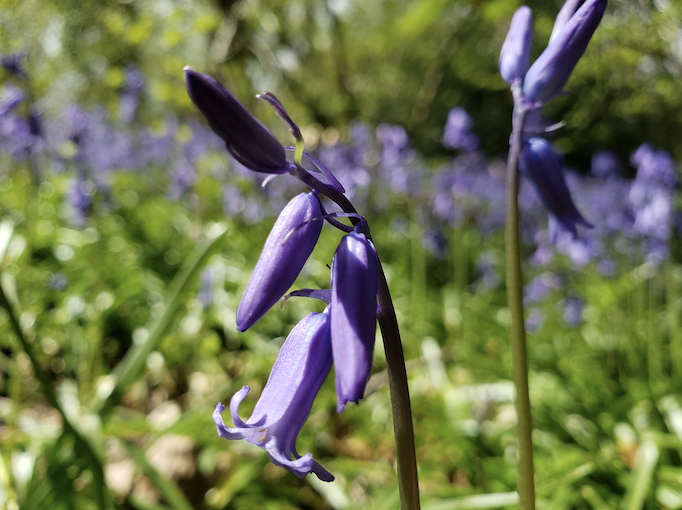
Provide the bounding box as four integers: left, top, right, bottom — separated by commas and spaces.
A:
505, 99, 534, 510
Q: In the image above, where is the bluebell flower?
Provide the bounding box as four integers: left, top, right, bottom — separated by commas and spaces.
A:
519, 137, 592, 239
443, 107, 480, 152
213, 309, 334, 481
237, 192, 323, 331
1, 53, 26, 78
499, 6, 533, 86
523, 0, 607, 106
591, 150, 620, 179
331, 229, 379, 412
184, 67, 289, 174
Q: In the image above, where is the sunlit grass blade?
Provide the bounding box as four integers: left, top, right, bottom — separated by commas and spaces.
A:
424, 491, 519, 510
620, 439, 659, 510
92, 222, 228, 415
123, 440, 195, 510
309, 474, 350, 509
205, 462, 262, 508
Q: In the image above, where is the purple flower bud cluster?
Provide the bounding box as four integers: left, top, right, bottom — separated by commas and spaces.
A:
185, 69, 381, 481
498, 1, 606, 239
499, 0, 607, 107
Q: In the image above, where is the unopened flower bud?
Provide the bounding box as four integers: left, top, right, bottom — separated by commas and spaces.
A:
330, 230, 379, 413
522, 0, 606, 106
237, 192, 323, 331
499, 6, 533, 86
184, 67, 289, 174
520, 137, 592, 239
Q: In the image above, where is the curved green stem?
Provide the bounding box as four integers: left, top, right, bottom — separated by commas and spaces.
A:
505, 98, 534, 510
295, 167, 420, 509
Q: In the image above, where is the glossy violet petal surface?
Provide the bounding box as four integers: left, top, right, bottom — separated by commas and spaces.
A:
184, 67, 288, 173
213, 310, 334, 481
331, 232, 379, 413
237, 192, 323, 331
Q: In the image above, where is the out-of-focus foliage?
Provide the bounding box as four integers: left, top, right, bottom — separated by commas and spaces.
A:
5, 0, 682, 166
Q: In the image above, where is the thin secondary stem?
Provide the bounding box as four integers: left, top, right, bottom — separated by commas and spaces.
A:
505, 98, 534, 510
296, 167, 420, 510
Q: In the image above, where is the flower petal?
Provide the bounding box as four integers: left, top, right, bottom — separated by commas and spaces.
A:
237, 192, 323, 331
331, 232, 379, 412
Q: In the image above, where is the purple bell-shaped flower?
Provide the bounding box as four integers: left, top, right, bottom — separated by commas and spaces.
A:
237, 192, 323, 331
499, 6, 533, 86
330, 228, 379, 413
522, 0, 607, 106
213, 309, 334, 481
520, 137, 592, 240
184, 67, 290, 174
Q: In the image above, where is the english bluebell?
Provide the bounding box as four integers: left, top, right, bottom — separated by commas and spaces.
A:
330, 228, 379, 412
499, 6, 533, 86
236, 192, 323, 331
519, 137, 592, 239
184, 67, 289, 174
522, 0, 607, 106
213, 309, 334, 481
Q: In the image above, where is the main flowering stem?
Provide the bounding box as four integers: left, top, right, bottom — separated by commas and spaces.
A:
300, 166, 420, 509
505, 100, 534, 510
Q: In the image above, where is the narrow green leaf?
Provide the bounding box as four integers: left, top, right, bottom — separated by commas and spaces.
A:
424, 492, 519, 510
621, 440, 659, 510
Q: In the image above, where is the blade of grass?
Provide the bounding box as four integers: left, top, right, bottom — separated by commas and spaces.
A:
123, 441, 194, 510
620, 439, 659, 510
424, 491, 519, 510
92, 223, 228, 415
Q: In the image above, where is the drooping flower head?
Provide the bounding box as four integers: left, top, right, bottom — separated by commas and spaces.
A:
330, 225, 379, 412
522, 0, 607, 106
237, 192, 323, 331
214, 309, 334, 481
184, 67, 290, 174
519, 137, 592, 240
499, 6, 533, 86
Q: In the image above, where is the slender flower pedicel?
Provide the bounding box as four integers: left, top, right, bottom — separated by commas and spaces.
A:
213, 309, 333, 481
522, 0, 607, 106
236, 192, 323, 332
519, 137, 592, 239
499, 6, 533, 87
331, 226, 379, 412
184, 67, 289, 174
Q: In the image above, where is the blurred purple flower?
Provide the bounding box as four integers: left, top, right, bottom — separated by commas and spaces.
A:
591, 150, 620, 179
525, 308, 544, 332
443, 108, 479, 152
214, 309, 334, 481
561, 297, 583, 327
